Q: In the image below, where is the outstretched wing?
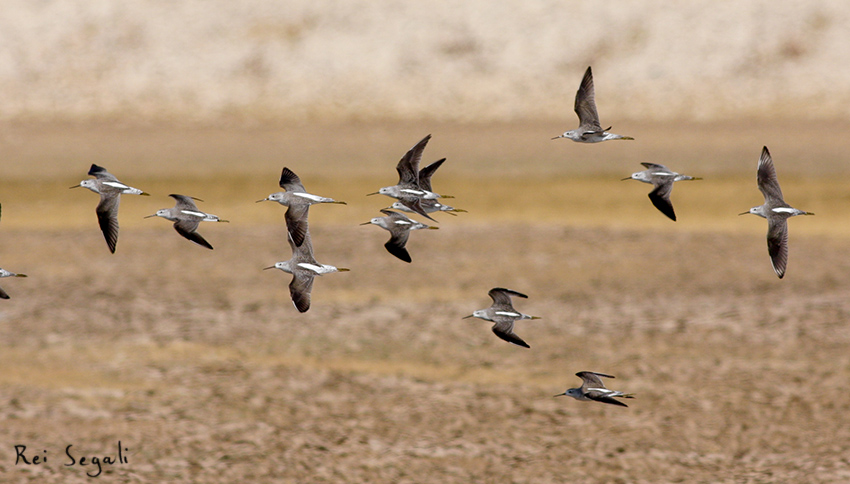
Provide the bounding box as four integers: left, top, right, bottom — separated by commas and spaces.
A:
95, 192, 121, 253
396, 134, 431, 187
757, 146, 784, 203
576, 371, 614, 390
289, 272, 315, 313
767, 218, 789, 279
169, 194, 203, 212
491, 320, 530, 348
574, 66, 602, 132
279, 167, 307, 193
385, 231, 412, 263
173, 219, 213, 249
487, 287, 529, 306
417, 158, 446, 193
584, 390, 629, 407
648, 182, 676, 221
285, 205, 310, 247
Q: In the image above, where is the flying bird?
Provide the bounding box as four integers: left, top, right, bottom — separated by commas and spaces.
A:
70, 164, 150, 253
360, 209, 437, 263
367, 135, 444, 221
622, 162, 701, 221
463, 287, 540, 348
257, 167, 346, 247
555, 371, 635, 407
552, 66, 633, 143
264, 231, 349, 313
740, 146, 813, 278
145, 194, 228, 249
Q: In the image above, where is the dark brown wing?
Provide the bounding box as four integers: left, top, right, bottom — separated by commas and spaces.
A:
648, 182, 676, 221
173, 219, 213, 249
491, 320, 530, 348
584, 391, 629, 407
757, 146, 784, 203
398, 197, 437, 222
285, 205, 310, 247
417, 158, 446, 192
487, 287, 529, 306
0, 285, 9, 299
767, 218, 788, 279
289, 272, 314, 313
95, 192, 120, 253
384, 231, 412, 263
576, 371, 613, 390
396, 134, 431, 187
574, 66, 602, 131
279, 167, 307, 193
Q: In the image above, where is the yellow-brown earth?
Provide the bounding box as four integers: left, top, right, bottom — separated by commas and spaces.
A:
1, 122, 849, 483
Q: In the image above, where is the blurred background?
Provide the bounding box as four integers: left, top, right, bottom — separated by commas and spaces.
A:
2, 2, 850, 483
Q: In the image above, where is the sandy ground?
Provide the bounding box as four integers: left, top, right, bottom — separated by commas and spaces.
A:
1, 122, 849, 482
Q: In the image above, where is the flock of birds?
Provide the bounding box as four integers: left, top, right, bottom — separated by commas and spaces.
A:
0, 66, 816, 407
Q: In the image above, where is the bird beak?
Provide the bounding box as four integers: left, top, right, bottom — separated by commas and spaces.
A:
143, 214, 157, 218
551, 136, 561, 140
263, 266, 276, 270
69, 184, 81, 189
359, 221, 372, 225
366, 192, 379, 196
620, 177, 632, 181
738, 211, 749, 216
553, 393, 566, 398
256, 198, 268, 203
462, 314, 474, 319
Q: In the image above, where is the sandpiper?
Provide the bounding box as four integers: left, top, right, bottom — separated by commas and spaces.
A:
555, 371, 635, 407
145, 194, 228, 250
463, 287, 540, 348
740, 146, 814, 279
367, 135, 444, 221
70, 164, 150, 253
360, 209, 438, 263
552, 66, 633, 143
264, 231, 349, 313
623, 162, 701, 221
257, 167, 346, 247
387, 199, 466, 216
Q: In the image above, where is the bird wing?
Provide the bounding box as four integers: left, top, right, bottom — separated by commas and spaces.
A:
285, 204, 310, 247
757, 146, 784, 203
0, 285, 9, 299
278, 167, 307, 193
169, 194, 203, 211
487, 287, 529, 307
491, 320, 530, 348
173, 219, 213, 249
576, 371, 614, 391
88, 164, 120, 182
95, 192, 121, 253
574, 66, 603, 132
584, 391, 629, 407
648, 181, 677, 221
396, 134, 431, 187
640, 162, 669, 171
767, 218, 789, 279
398, 197, 437, 222
385, 230, 412, 263
289, 272, 315, 313
417, 158, 446, 193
